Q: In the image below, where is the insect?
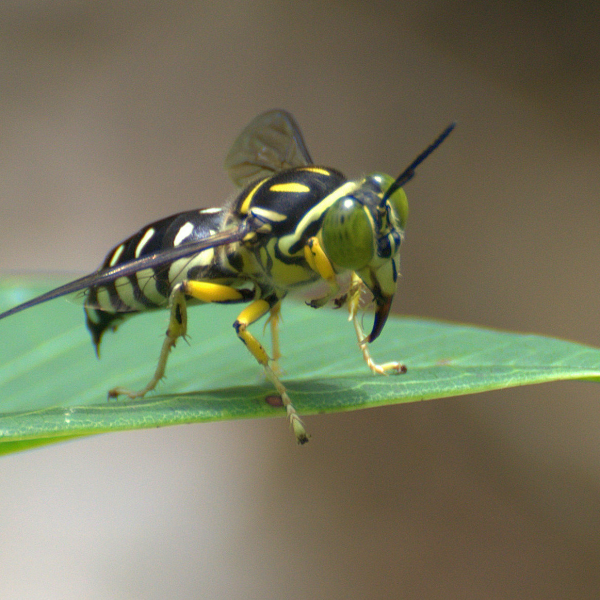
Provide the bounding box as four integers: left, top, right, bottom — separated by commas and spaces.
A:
0, 110, 454, 444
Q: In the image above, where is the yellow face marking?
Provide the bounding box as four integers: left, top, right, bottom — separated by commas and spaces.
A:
298, 167, 331, 176
108, 244, 125, 267
135, 228, 155, 258
240, 178, 268, 215
269, 182, 310, 193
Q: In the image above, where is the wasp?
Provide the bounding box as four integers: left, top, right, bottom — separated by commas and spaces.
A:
0, 110, 454, 443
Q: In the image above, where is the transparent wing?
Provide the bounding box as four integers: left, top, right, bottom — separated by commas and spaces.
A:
0, 223, 253, 321
225, 109, 313, 188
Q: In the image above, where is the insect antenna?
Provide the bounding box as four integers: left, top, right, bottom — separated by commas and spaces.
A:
381, 121, 456, 204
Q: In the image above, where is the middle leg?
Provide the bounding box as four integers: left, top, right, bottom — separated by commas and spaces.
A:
234, 295, 309, 444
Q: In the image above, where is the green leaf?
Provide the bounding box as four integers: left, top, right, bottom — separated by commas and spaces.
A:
0, 276, 599, 454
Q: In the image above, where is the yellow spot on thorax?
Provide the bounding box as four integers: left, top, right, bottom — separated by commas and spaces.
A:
240, 178, 268, 215
298, 167, 331, 176
269, 182, 310, 193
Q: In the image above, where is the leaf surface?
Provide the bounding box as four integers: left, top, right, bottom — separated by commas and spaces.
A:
0, 277, 598, 454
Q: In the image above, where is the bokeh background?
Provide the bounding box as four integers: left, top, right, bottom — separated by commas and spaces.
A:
1, 1, 599, 598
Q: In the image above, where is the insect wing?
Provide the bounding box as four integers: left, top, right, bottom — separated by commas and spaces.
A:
0, 224, 252, 321
224, 109, 313, 188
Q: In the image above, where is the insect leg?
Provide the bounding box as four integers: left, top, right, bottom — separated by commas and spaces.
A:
348, 273, 407, 375
234, 296, 309, 445
303, 236, 340, 308
264, 300, 283, 374
109, 281, 248, 399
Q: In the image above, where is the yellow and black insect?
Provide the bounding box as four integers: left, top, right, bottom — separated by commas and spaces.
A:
0, 110, 454, 443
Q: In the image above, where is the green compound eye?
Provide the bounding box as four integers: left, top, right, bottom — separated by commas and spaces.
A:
321, 196, 374, 270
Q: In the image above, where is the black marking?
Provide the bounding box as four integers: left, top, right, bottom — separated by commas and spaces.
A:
377, 230, 402, 259
377, 235, 392, 259
233, 320, 243, 336
87, 310, 126, 353
226, 249, 244, 272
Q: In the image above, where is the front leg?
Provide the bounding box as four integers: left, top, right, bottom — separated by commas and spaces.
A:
303, 236, 339, 308
347, 273, 406, 375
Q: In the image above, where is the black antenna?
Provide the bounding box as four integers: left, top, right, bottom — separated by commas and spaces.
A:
382, 121, 456, 203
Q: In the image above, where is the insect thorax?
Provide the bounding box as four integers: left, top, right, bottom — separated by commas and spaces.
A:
85, 165, 349, 348
228, 166, 348, 289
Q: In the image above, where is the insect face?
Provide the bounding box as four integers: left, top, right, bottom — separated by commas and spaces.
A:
320, 173, 408, 342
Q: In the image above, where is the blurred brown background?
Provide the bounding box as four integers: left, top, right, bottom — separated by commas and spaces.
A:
0, 1, 599, 598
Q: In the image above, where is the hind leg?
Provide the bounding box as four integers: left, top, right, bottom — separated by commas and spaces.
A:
108, 281, 248, 399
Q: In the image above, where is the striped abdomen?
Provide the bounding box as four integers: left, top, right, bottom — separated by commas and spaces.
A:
84, 207, 225, 351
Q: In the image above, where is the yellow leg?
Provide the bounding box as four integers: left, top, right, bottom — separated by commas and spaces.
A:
348, 273, 406, 375
304, 237, 339, 308
235, 298, 309, 444
181, 280, 247, 303
109, 281, 247, 400
108, 278, 306, 443
264, 301, 282, 374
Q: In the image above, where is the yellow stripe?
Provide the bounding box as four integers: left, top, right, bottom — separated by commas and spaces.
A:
135, 228, 155, 258
115, 276, 147, 311
96, 287, 113, 312
240, 178, 267, 215
269, 182, 310, 193
250, 207, 287, 222
278, 180, 357, 255
298, 167, 331, 176
136, 268, 165, 305
108, 244, 125, 267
